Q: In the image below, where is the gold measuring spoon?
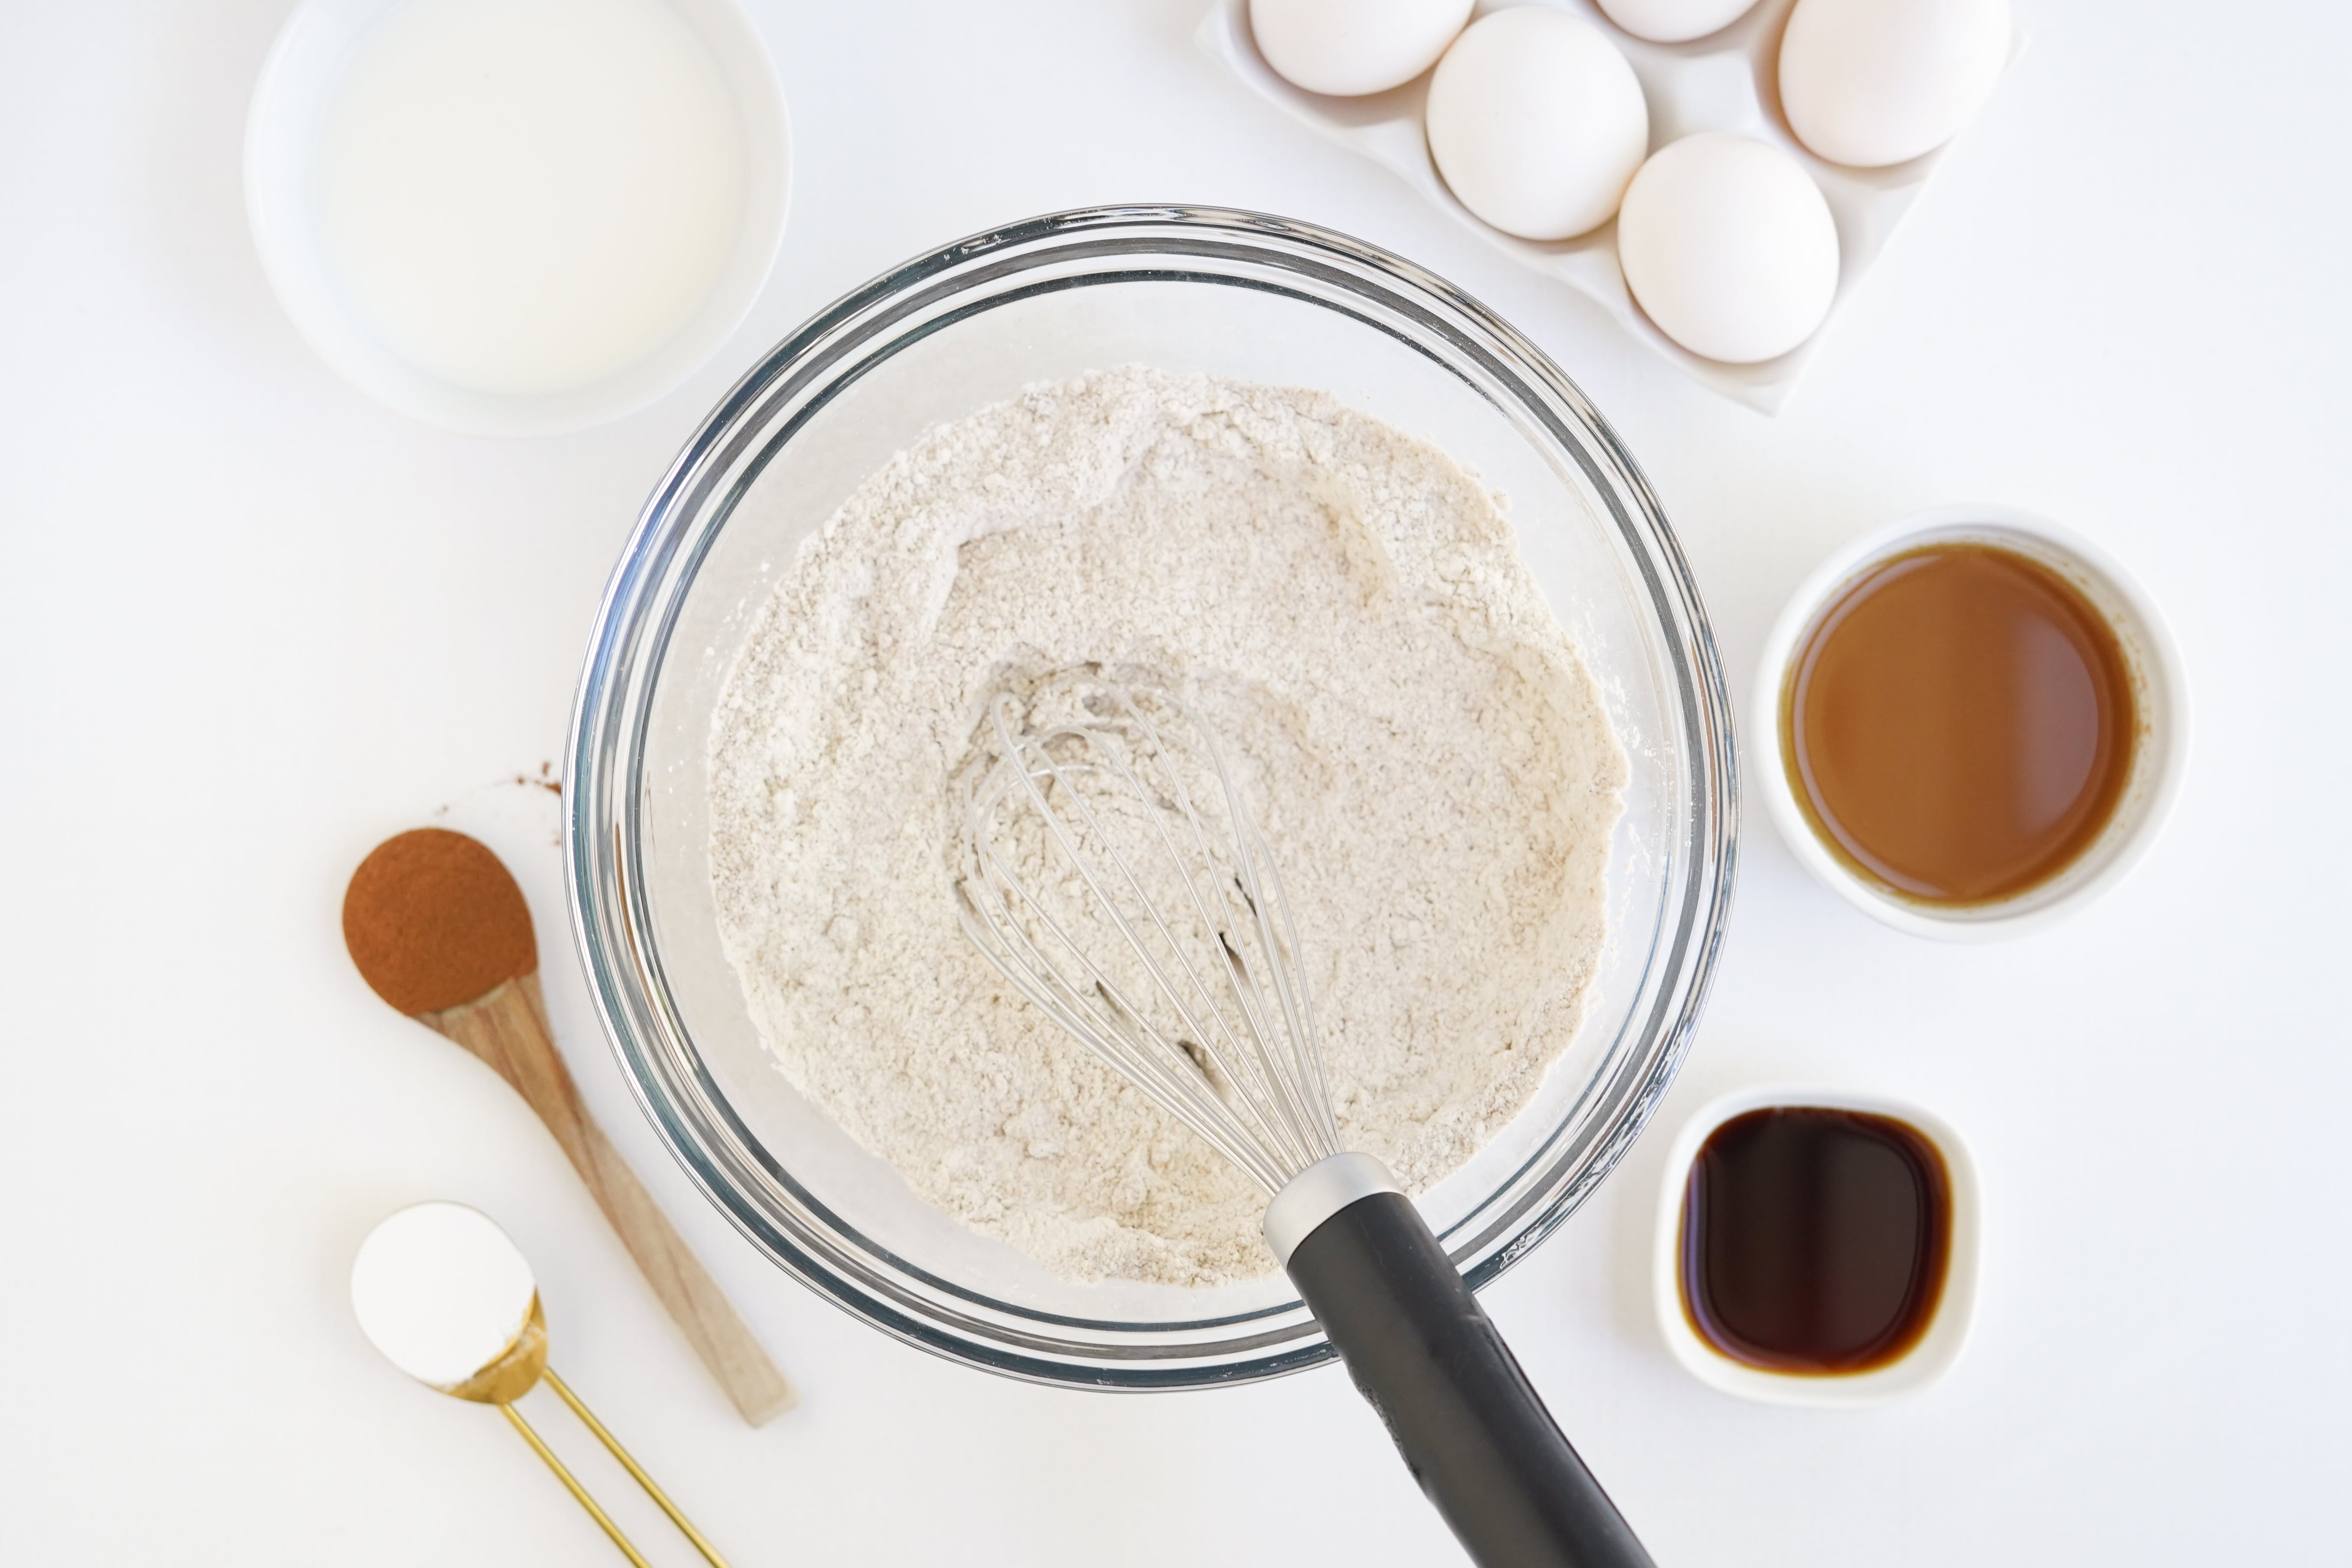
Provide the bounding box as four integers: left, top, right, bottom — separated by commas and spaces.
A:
351, 1200, 734, 1568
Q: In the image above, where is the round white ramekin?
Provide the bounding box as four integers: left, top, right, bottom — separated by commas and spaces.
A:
1753, 505, 2189, 940
244, 0, 791, 437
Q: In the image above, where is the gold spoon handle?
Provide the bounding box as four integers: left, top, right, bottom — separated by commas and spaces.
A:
500, 1402, 656, 1568
544, 1367, 736, 1568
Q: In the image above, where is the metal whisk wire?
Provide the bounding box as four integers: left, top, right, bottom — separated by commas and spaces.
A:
953, 674, 1340, 1195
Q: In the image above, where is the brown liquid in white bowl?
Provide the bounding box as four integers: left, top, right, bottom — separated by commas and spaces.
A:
1782, 543, 2137, 905
1681, 1107, 1952, 1375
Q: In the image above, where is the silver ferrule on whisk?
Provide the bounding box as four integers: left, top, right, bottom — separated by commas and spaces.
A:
1262, 1152, 1405, 1266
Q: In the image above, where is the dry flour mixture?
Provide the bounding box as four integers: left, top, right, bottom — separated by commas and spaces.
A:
708, 367, 1624, 1286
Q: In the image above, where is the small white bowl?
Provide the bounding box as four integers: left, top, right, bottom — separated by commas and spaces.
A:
1753, 505, 2189, 940
244, 0, 790, 437
1652, 1085, 1981, 1408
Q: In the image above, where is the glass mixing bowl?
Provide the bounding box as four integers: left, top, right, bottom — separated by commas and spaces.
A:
566, 207, 1736, 1388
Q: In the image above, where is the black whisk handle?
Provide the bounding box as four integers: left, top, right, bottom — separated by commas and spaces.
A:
1284, 1192, 1654, 1568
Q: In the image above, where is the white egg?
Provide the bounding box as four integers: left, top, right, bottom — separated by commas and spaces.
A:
1616, 132, 1840, 364
1425, 9, 1649, 242
1779, 0, 2009, 168
1595, 0, 1760, 45
1249, 0, 1474, 97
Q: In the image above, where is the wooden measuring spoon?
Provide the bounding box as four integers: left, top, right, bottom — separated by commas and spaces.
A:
343, 828, 795, 1426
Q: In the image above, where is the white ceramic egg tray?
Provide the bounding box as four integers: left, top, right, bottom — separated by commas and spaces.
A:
1197, 0, 2019, 413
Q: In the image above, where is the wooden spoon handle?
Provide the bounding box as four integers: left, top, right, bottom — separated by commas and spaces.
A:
423, 974, 797, 1425
566, 1107, 797, 1424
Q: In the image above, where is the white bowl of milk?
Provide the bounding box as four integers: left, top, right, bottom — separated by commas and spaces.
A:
246, 0, 788, 436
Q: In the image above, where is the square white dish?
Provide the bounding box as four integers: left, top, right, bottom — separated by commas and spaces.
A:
1651, 1084, 1982, 1406
1196, 0, 2018, 413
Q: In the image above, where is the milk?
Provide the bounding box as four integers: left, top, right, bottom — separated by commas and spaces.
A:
315, 0, 748, 399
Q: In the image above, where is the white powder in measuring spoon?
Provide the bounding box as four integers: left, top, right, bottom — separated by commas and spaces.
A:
709, 368, 1625, 1286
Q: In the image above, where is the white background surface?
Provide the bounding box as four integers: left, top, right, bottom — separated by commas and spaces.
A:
1, 1, 2344, 1563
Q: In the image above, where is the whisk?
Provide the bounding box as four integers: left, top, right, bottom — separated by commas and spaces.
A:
952, 669, 1653, 1568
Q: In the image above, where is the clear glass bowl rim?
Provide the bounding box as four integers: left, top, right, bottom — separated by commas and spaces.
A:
565, 205, 1739, 1389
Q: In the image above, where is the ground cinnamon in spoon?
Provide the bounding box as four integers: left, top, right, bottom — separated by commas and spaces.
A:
343, 828, 537, 1015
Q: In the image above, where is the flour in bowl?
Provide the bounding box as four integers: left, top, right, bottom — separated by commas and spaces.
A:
708, 367, 1624, 1286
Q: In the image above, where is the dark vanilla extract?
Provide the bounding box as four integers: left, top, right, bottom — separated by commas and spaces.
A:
1783, 542, 2137, 904
1681, 1108, 1951, 1375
